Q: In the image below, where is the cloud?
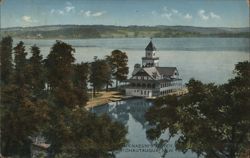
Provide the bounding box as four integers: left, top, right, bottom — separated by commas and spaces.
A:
210, 12, 220, 19
64, 1, 75, 13
65, 6, 75, 13
50, 9, 64, 15
171, 9, 178, 14
50, 2, 75, 15
80, 10, 106, 17
198, 10, 209, 20
151, 10, 157, 15
184, 13, 192, 20
161, 13, 172, 20
198, 10, 221, 21
22, 16, 32, 23
154, 7, 192, 21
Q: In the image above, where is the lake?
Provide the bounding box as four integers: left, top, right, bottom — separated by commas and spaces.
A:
15, 37, 249, 158
15, 37, 249, 84
93, 98, 199, 158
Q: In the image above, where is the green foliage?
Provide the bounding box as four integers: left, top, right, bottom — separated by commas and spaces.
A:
1, 38, 127, 158
0, 36, 13, 84
106, 50, 129, 88
29, 45, 46, 96
44, 42, 127, 157
89, 58, 112, 95
2, 25, 249, 39
46, 108, 127, 158
1, 40, 50, 157
73, 62, 89, 89
45, 40, 75, 88
145, 61, 250, 158
13, 41, 30, 86
1, 82, 49, 156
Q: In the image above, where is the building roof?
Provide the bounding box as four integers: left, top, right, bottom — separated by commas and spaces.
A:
131, 66, 177, 80
145, 41, 156, 51
156, 67, 177, 76
143, 67, 160, 78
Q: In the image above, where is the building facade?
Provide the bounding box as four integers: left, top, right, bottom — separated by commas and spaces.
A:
125, 40, 183, 98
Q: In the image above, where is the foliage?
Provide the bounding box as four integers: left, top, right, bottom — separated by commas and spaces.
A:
2, 25, 249, 39
106, 50, 129, 88
0, 36, 13, 84
47, 108, 127, 158
45, 40, 75, 88
44, 42, 127, 157
73, 62, 89, 89
89, 57, 112, 96
29, 45, 46, 96
1, 85, 49, 156
1, 41, 49, 156
13, 41, 30, 86
1, 38, 127, 158
145, 61, 250, 158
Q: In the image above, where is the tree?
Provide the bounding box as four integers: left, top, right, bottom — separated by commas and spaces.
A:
29, 45, 45, 96
0, 36, 13, 84
1, 86, 49, 156
1, 41, 49, 157
72, 62, 89, 107
145, 61, 250, 158
45, 40, 75, 89
46, 108, 127, 158
89, 57, 112, 96
44, 42, 126, 157
13, 41, 30, 86
73, 62, 89, 90
106, 50, 129, 88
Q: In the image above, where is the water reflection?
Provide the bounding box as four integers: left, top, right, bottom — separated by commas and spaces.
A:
93, 98, 198, 158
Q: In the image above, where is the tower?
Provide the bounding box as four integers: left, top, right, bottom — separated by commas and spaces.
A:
142, 40, 159, 67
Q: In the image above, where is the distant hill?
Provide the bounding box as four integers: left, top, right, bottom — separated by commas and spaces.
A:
1, 25, 249, 39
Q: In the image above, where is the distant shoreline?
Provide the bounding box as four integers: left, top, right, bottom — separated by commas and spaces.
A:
2, 25, 249, 39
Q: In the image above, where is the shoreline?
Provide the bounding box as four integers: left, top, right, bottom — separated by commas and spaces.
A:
85, 87, 188, 110
85, 91, 124, 110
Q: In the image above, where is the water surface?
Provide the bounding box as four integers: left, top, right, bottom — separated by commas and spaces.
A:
14, 37, 249, 84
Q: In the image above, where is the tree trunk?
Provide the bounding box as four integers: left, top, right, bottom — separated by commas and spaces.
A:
106, 83, 109, 92
93, 86, 96, 97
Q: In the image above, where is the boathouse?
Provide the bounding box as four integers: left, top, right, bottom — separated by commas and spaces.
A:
125, 40, 183, 97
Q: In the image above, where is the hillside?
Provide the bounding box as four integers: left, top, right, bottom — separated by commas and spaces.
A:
1, 25, 249, 39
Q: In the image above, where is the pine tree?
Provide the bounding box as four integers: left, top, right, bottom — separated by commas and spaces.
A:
0, 36, 13, 84
29, 45, 45, 96
13, 41, 30, 87
1, 41, 49, 157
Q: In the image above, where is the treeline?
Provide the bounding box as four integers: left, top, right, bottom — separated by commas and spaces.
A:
145, 61, 250, 158
0, 36, 128, 157
2, 25, 249, 39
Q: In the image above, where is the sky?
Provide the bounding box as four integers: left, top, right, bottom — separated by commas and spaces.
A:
0, 0, 249, 28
